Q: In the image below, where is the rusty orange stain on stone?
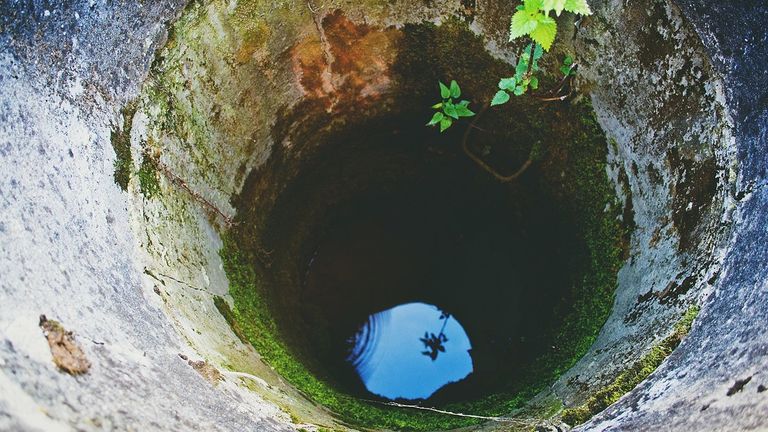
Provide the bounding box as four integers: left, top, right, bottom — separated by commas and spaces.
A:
291, 10, 401, 109
292, 38, 333, 100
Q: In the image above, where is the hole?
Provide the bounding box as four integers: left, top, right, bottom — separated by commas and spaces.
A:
293, 143, 585, 404
132, 7, 735, 428
227, 94, 628, 427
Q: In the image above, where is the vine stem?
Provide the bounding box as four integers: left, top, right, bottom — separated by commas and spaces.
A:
533, 62, 577, 101
526, 42, 536, 76
461, 103, 535, 183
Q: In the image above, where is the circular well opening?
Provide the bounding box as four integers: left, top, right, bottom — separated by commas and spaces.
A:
282, 126, 585, 404
231, 86, 628, 424
134, 6, 731, 428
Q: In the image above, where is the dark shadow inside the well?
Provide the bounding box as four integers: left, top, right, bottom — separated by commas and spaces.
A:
258, 115, 591, 404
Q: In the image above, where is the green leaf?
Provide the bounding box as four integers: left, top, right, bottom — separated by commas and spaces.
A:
514, 85, 526, 96
499, 77, 517, 91
431, 102, 443, 109
443, 102, 459, 119
439, 117, 453, 132
449, 80, 461, 98
519, 43, 543, 71
530, 76, 539, 89
515, 57, 529, 80
427, 111, 444, 126
560, 65, 572, 76
530, 15, 557, 51
541, 0, 567, 15
491, 90, 510, 106
564, 0, 592, 15
509, 10, 538, 40
458, 100, 471, 107
439, 81, 451, 99
524, 0, 544, 13
455, 104, 475, 117
563, 55, 574, 65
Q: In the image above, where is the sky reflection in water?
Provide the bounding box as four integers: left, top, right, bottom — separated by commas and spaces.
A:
347, 302, 473, 400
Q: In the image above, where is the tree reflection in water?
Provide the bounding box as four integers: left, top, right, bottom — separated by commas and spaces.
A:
420, 311, 451, 361
347, 303, 472, 400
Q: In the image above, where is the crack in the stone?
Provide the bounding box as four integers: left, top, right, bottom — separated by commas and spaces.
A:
144, 267, 210, 294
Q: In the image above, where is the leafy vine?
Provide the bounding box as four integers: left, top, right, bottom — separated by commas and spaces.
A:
426, 0, 593, 181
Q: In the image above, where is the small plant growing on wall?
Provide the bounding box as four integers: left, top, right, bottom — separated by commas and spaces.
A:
491, 42, 543, 106
426, 0, 593, 179
492, 0, 590, 105
426, 80, 475, 132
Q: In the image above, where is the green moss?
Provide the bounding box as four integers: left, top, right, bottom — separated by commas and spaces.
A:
138, 155, 161, 199
110, 102, 138, 191
561, 306, 700, 426
213, 296, 249, 344
221, 235, 481, 431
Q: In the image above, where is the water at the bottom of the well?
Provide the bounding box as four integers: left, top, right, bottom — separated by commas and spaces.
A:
295, 167, 583, 403
347, 302, 473, 400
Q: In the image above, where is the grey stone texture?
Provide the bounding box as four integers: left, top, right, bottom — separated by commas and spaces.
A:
0, 0, 766, 431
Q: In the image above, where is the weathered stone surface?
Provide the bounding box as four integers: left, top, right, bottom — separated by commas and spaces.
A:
548, 0, 735, 409
0, 0, 766, 431
575, 3, 768, 430
0, 1, 290, 431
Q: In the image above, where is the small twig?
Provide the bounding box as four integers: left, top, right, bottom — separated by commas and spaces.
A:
147, 152, 236, 227
360, 399, 554, 428
144, 267, 211, 294
461, 103, 535, 183
534, 92, 571, 102
533, 63, 578, 101
157, 271, 210, 293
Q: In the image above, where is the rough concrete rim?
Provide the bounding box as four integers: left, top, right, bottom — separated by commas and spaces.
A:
0, 1, 767, 431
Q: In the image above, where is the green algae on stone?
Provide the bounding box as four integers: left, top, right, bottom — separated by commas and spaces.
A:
138, 154, 161, 199
561, 306, 701, 427
213, 295, 249, 344
220, 234, 482, 430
